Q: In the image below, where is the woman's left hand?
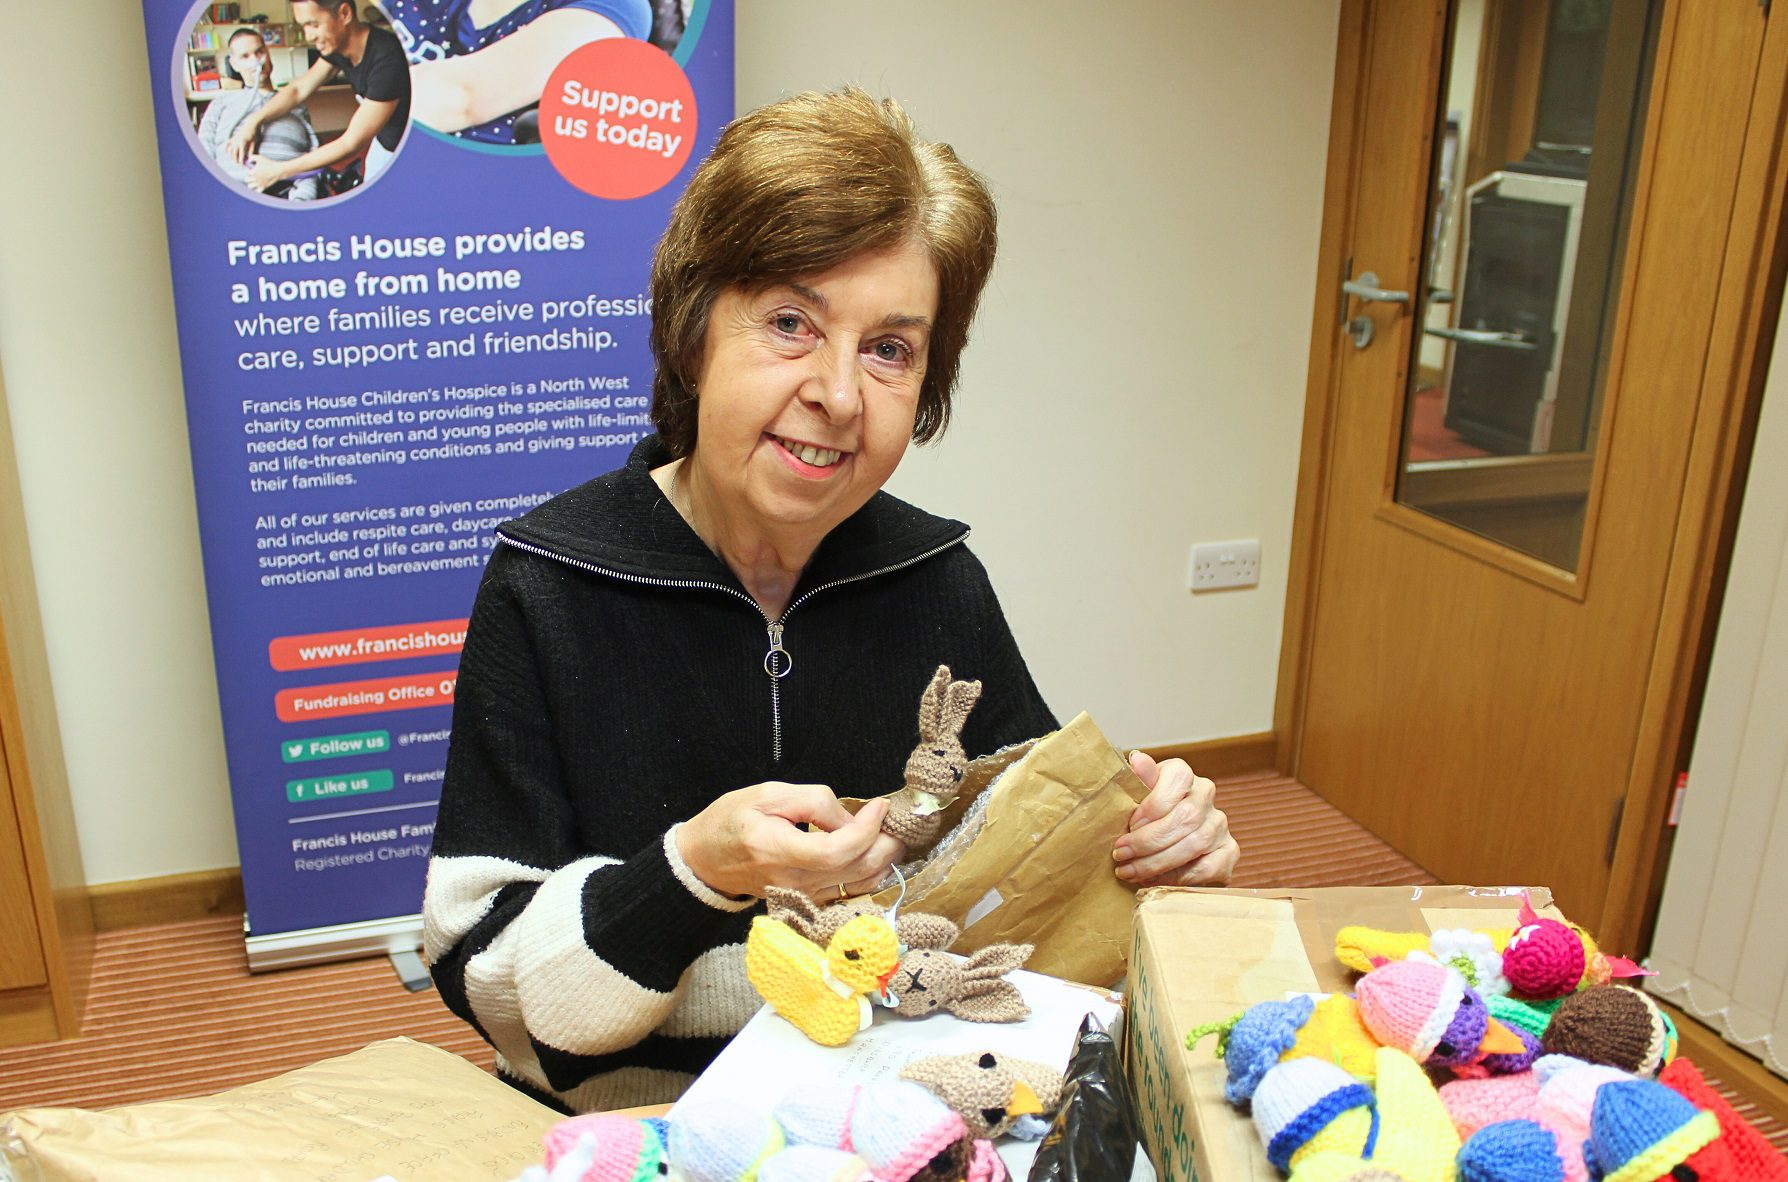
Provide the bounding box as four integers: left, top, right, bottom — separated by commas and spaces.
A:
1113, 751, 1239, 886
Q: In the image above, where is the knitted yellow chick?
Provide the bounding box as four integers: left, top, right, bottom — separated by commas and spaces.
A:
745, 912, 902, 1047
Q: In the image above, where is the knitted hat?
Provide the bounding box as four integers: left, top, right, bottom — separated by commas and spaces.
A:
1251, 1058, 1379, 1172
774, 1083, 859, 1151
1534, 1057, 1637, 1182
1288, 994, 1381, 1084
757, 1146, 877, 1182
1441, 1071, 1543, 1139
1658, 1058, 1788, 1182
1220, 994, 1318, 1105
848, 1081, 969, 1182
1356, 960, 1467, 1062
542, 1115, 669, 1182
1457, 1120, 1565, 1182
1542, 988, 1670, 1076
1583, 1079, 1721, 1182
899, 1050, 1063, 1139
668, 1099, 788, 1182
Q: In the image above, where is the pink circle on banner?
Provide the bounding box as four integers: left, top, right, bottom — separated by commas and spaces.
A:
540, 39, 697, 200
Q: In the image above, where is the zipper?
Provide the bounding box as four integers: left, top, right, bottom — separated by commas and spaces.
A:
495, 529, 969, 764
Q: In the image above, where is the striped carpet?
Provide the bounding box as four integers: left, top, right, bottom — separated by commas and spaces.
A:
1, 771, 1782, 1155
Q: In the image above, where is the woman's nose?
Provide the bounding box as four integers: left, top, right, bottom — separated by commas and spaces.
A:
807, 344, 862, 421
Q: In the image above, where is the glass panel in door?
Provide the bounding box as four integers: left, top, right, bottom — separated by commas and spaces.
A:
1396, 0, 1657, 573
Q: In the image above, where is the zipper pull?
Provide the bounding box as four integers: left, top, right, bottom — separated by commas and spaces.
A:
764, 622, 793, 679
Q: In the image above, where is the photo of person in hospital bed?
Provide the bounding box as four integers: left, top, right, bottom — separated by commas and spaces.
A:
196, 26, 323, 200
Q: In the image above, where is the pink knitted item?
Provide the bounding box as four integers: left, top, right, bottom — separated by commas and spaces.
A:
967, 1138, 1007, 1182
1503, 919, 1585, 1000
1535, 1056, 1634, 1182
849, 1081, 968, 1182
1441, 1071, 1543, 1138
543, 1114, 664, 1182
1356, 959, 1467, 1062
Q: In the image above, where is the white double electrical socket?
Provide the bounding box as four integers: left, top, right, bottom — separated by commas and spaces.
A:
1188, 539, 1261, 592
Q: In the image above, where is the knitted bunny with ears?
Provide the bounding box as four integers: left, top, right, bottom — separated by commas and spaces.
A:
883, 665, 982, 851
887, 943, 1033, 1022
765, 886, 961, 953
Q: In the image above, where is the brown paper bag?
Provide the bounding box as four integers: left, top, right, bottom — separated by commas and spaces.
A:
850, 711, 1148, 987
0, 1037, 561, 1182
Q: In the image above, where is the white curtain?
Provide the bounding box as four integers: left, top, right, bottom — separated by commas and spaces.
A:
1645, 306, 1788, 1082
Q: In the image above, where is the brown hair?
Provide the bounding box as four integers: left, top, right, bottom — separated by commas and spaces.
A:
649, 87, 998, 458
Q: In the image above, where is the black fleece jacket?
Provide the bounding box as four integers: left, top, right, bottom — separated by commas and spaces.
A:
422, 436, 1056, 1111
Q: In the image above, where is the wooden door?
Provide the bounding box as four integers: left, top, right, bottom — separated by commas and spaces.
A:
1280, 0, 1788, 945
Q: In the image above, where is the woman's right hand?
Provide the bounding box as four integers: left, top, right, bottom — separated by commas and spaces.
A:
675, 784, 903, 901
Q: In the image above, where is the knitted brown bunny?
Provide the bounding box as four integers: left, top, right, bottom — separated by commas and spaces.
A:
882, 665, 982, 851
887, 943, 1033, 1022
764, 886, 961, 952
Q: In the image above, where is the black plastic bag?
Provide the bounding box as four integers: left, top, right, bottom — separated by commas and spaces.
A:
1027, 1013, 1158, 1182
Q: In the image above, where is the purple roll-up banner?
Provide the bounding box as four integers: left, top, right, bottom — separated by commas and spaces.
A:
141, 0, 732, 967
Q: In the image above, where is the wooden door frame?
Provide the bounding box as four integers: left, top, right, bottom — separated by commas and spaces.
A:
1274, 0, 1788, 954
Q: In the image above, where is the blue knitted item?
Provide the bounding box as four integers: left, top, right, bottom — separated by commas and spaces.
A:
1226, 994, 1317, 1105
1583, 1079, 1719, 1182
1458, 1119, 1565, 1182
1265, 1082, 1376, 1172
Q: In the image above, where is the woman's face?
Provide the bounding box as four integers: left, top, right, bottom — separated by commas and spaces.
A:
689, 241, 940, 543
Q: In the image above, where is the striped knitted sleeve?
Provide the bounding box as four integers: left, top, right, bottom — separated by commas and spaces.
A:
422, 554, 758, 1100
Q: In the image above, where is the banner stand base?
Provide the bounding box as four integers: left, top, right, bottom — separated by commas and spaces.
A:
245, 913, 423, 973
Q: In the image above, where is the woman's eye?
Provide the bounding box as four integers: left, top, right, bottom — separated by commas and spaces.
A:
773, 314, 803, 335
870, 339, 911, 364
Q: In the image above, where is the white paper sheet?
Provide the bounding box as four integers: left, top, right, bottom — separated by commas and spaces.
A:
673, 964, 1124, 1180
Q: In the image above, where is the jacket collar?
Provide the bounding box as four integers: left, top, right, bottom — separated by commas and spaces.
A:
497, 436, 970, 596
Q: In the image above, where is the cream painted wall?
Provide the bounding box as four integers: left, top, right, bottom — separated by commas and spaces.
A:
0, 1, 1336, 885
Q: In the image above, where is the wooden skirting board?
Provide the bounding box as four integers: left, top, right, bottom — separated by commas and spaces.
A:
88, 868, 244, 932
84, 732, 1278, 931
1143, 732, 1278, 781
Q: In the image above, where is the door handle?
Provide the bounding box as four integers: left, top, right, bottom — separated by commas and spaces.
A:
1341, 271, 1411, 305
1423, 325, 1539, 350
1337, 261, 1411, 349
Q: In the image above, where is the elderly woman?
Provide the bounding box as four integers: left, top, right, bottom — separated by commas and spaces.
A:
422, 88, 1238, 1113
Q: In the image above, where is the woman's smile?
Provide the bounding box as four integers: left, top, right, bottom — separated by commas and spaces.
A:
767, 433, 848, 476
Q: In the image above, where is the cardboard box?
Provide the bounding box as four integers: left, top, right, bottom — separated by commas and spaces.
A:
1126, 885, 1556, 1182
